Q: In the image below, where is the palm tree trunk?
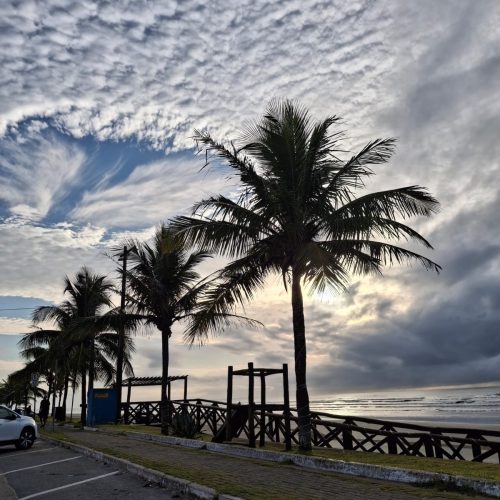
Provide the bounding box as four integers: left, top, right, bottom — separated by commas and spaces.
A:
70, 377, 76, 422
291, 269, 312, 450
88, 337, 95, 392
160, 328, 171, 435
80, 368, 87, 426
62, 375, 69, 421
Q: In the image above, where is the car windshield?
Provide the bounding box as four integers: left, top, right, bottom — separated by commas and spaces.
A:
0, 406, 16, 419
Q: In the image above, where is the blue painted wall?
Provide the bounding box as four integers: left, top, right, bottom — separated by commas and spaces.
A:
87, 388, 117, 425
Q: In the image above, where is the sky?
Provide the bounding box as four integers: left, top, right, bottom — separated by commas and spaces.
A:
1, 0, 499, 403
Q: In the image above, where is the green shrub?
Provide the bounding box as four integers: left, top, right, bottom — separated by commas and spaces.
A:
171, 410, 198, 438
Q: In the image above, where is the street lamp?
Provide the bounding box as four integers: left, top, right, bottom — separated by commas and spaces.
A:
115, 245, 135, 423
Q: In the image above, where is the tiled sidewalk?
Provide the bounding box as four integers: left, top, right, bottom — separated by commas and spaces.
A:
46, 428, 483, 499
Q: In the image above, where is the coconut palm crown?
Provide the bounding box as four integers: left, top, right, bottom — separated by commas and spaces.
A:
120, 224, 256, 434
20, 267, 134, 426
171, 99, 441, 450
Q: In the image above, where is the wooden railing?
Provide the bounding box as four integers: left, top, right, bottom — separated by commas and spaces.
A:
121, 399, 500, 463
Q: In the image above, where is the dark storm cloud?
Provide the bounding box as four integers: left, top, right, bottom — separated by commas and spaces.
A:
307, 195, 500, 394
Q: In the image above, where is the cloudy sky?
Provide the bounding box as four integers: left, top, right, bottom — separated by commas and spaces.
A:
1, 0, 499, 403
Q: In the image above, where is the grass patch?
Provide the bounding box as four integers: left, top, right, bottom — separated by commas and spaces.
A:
100, 423, 163, 435
40, 429, 80, 444
97, 424, 500, 482
255, 442, 500, 482
42, 428, 481, 499
101, 447, 284, 499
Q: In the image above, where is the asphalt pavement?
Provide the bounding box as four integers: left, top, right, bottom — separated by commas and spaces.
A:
0, 439, 177, 499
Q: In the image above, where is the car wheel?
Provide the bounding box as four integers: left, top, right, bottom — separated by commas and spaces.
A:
15, 427, 35, 450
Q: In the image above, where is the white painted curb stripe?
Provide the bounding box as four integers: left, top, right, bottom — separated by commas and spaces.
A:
1, 456, 81, 475
18, 471, 120, 499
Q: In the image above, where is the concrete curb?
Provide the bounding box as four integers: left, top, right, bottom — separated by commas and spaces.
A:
87, 427, 500, 498
41, 434, 241, 500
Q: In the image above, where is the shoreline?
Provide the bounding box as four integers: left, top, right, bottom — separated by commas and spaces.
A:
376, 417, 500, 432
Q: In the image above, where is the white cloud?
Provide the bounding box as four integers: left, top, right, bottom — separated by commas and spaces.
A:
0, 221, 111, 301
0, 132, 86, 221
0, 318, 32, 335
1, 0, 500, 396
0, 0, 392, 149
71, 157, 232, 228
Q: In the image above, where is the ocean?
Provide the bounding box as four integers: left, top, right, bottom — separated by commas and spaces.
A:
309, 385, 500, 428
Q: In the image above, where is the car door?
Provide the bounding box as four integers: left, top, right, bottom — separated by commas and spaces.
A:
0, 407, 20, 441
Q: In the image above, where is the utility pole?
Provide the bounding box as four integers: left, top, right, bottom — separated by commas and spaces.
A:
115, 245, 129, 423
52, 362, 57, 432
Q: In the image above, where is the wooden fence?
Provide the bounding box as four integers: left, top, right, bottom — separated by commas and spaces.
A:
121, 399, 500, 463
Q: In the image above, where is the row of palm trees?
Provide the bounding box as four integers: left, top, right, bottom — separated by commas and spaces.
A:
12, 268, 135, 426
4, 100, 440, 449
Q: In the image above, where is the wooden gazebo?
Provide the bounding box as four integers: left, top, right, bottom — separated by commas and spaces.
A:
224, 362, 291, 449
121, 375, 188, 424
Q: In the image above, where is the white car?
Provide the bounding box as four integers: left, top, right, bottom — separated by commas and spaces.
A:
0, 404, 38, 450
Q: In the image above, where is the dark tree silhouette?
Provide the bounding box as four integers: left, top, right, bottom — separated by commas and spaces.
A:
172, 99, 440, 450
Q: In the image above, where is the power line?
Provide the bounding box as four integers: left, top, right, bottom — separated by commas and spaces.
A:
0, 307, 38, 311
0, 307, 40, 311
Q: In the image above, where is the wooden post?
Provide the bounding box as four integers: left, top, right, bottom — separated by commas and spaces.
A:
196, 399, 202, 431
342, 427, 353, 450
260, 373, 266, 447
434, 431, 443, 459
388, 432, 398, 454
424, 435, 434, 457
125, 380, 132, 424
283, 364, 291, 450
468, 432, 481, 460
226, 366, 233, 442
248, 362, 256, 448
167, 381, 171, 401
183, 376, 188, 402
115, 245, 128, 423
212, 403, 218, 434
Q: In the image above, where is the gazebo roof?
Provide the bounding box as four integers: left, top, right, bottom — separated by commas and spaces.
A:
122, 375, 187, 387
233, 367, 283, 377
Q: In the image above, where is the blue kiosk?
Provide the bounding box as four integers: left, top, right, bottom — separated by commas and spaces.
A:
87, 388, 117, 425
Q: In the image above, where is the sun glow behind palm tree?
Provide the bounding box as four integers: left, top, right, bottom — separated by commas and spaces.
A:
172, 99, 440, 450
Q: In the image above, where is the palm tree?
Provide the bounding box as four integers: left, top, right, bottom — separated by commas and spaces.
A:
171, 99, 441, 450
0, 369, 44, 409
23, 267, 134, 425
120, 224, 254, 435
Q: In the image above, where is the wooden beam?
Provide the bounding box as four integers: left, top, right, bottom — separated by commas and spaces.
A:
248, 362, 256, 448
283, 363, 291, 451
226, 365, 233, 442
260, 372, 266, 447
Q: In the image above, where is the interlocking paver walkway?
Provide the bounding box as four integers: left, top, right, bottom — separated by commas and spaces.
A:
47, 428, 485, 499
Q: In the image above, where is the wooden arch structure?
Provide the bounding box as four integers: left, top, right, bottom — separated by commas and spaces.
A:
121, 375, 188, 424
224, 362, 291, 450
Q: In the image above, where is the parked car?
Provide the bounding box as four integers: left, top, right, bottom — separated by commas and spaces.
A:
0, 404, 38, 450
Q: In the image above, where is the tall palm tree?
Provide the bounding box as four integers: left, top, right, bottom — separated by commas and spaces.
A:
120, 224, 254, 435
171, 99, 441, 450
24, 267, 134, 425
0, 369, 45, 409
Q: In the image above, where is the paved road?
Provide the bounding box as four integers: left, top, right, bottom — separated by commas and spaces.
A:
0, 440, 176, 499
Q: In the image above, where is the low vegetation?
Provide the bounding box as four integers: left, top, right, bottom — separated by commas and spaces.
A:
94, 424, 500, 482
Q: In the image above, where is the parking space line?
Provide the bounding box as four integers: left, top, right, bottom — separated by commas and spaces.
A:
0, 448, 54, 459
17, 471, 120, 499
1, 456, 81, 475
